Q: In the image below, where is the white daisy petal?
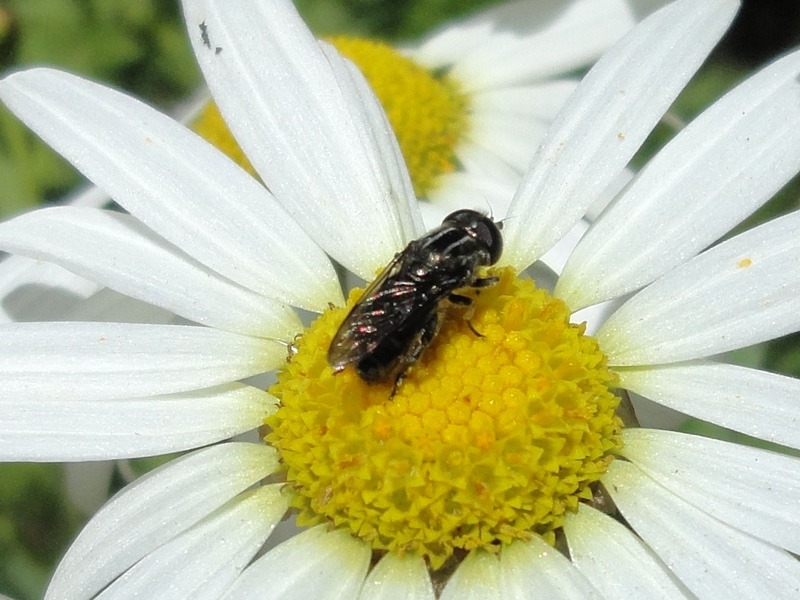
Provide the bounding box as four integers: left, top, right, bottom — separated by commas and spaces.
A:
586, 167, 635, 223
540, 218, 589, 277
502, 0, 739, 270
453, 142, 522, 184
472, 80, 579, 125
558, 46, 800, 310
97, 484, 287, 600
183, 0, 421, 279
411, 0, 663, 91
619, 429, 800, 555
318, 41, 422, 237
499, 537, 603, 600
597, 209, 800, 365
421, 171, 519, 231
565, 504, 691, 599
605, 459, 800, 598
467, 81, 577, 175
468, 113, 548, 175
618, 360, 800, 449
0, 383, 275, 461
0, 322, 283, 401
0, 206, 301, 339
0, 68, 340, 312
224, 526, 371, 600
0, 186, 111, 324
64, 287, 175, 324
58, 181, 113, 209
45, 443, 278, 600
440, 551, 501, 600
0, 254, 101, 323
358, 553, 435, 600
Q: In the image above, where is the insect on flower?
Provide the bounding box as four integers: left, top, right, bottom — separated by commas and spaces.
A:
327, 209, 503, 387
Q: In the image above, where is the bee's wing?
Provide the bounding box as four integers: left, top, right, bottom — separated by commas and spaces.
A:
328, 250, 419, 369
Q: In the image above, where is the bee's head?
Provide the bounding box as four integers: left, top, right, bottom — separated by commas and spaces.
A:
442, 209, 504, 265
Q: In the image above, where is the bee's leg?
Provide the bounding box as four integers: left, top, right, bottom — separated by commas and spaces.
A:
466, 320, 484, 338
448, 293, 472, 306
472, 276, 499, 288
417, 311, 440, 348
286, 333, 303, 363
390, 312, 440, 399
449, 293, 485, 337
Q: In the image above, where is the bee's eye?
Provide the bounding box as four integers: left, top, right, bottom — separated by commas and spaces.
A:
442, 210, 503, 265
472, 218, 503, 265
441, 209, 477, 229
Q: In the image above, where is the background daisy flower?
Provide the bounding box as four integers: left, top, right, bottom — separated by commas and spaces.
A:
191, 0, 670, 224
402, 0, 667, 219
1, 0, 800, 598
0, 0, 664, 330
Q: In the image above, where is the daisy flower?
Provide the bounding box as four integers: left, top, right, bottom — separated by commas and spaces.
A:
1, 0, 800, 598
0, 0, 662, 325
191, 0, 668, 225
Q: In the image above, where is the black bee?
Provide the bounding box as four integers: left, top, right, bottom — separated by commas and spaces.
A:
327, 209, 503, 386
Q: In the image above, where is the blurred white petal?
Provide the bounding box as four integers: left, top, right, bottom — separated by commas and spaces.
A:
64, 461, 116, 515
412, 0, 668, 90
0, 255, 101, 322
64, 287, 175, 324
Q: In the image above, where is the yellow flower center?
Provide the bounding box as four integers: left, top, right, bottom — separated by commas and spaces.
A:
191, 36, 470, 198
266, 267, 622, 570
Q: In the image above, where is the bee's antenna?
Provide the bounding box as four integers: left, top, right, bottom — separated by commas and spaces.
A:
478, 195, 495, 221
498, 214, 515, 225
495, 212, 517, 230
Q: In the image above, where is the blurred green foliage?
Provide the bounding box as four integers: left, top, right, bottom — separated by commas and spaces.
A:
0, 0, 200, 216
679, 418, 800, 459
0, 464, 79, 599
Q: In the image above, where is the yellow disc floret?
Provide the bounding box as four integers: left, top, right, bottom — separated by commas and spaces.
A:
190, 36, 470, 199
266, 267, 622, 570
